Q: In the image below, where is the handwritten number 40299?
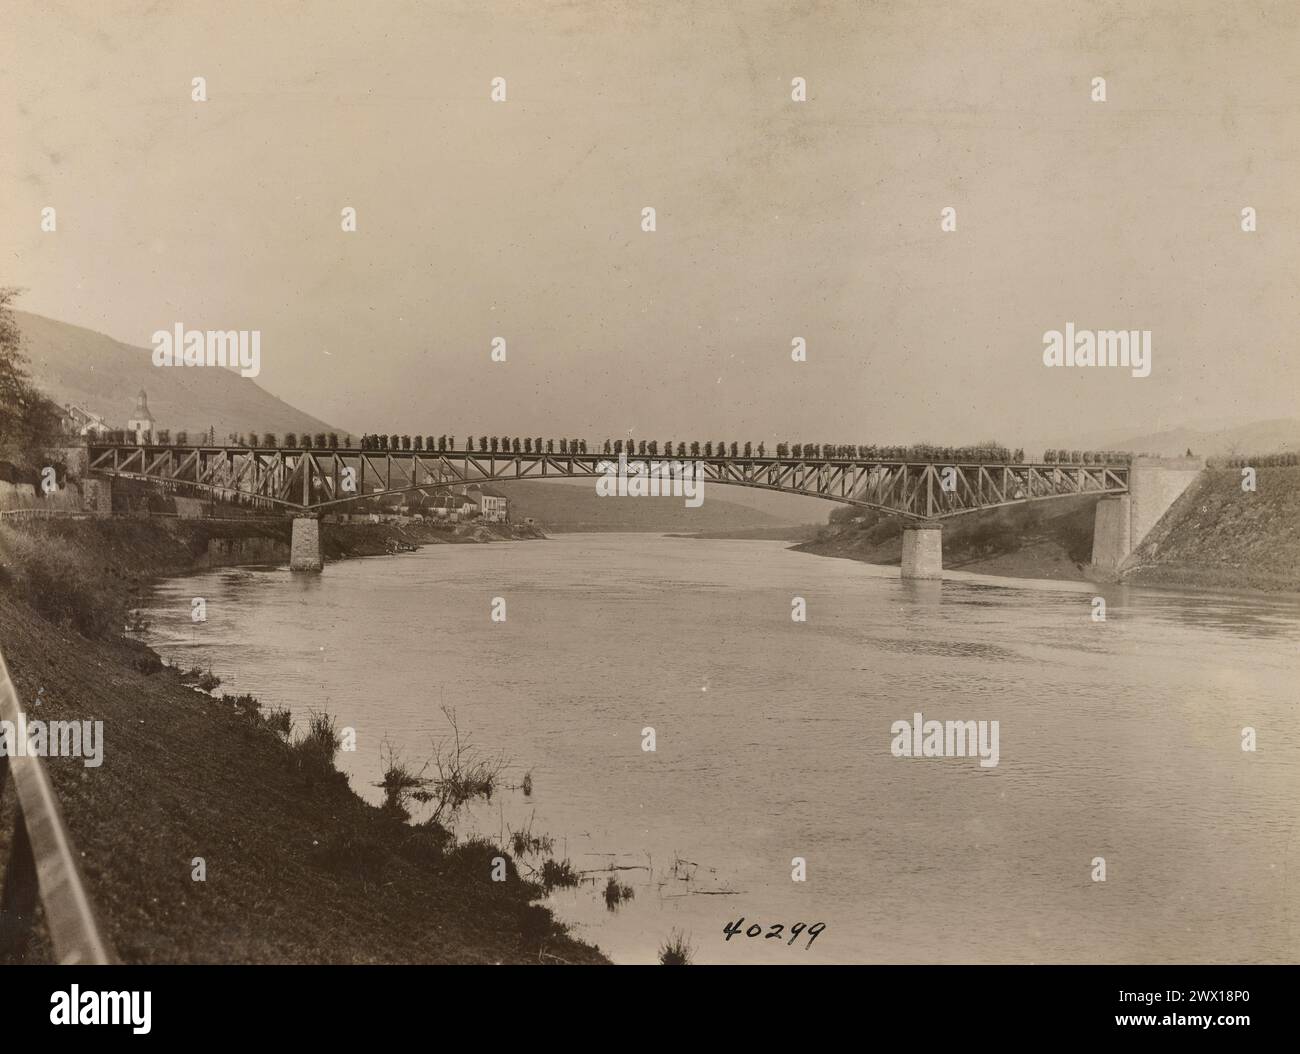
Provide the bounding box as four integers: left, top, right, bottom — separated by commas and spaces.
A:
723, 918, 825, 949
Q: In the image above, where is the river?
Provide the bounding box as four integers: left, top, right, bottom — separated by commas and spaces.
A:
141, 533, 1300, 964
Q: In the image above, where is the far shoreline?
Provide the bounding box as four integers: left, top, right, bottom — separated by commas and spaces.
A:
780, 539, 1300, 603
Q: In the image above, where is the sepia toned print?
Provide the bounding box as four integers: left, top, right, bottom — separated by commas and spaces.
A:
1, 0, 1297, 988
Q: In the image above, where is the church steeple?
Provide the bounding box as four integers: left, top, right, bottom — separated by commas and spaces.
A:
127, 388, 156, 443
132, 388, 154, 422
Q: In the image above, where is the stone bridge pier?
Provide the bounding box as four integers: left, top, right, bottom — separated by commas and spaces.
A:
1090, 457, 1203, 574
290, 517, 323, 572
901, 522, 944, 580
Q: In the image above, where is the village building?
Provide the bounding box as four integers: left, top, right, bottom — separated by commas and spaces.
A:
59, 403, 109, 437
467, 484, 509, 523
127, 389, 155, 443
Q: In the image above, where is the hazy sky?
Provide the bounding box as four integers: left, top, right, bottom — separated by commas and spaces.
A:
5, 0, 1298, 449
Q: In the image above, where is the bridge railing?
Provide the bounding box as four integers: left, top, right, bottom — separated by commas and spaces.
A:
0, 508, 93, 523
0, 508, 56, 522
0, 646, 118, 964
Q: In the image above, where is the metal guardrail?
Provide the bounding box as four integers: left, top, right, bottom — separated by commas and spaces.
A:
0, 646, 117, 964
0, 508, 278, 524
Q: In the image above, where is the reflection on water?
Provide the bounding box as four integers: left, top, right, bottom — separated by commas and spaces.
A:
143, 534, 1300, 964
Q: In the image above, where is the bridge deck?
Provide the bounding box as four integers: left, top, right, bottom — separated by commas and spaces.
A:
85, 444, 1130, 520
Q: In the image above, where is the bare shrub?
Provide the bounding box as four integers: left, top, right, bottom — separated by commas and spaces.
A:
603, 875, 635, 910
508, 812, 555, 858
425, 705, 508, 828
539, 858, 579, 891
659, 929, 694, 965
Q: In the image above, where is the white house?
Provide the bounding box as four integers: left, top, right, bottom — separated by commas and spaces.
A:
60, 403, 109, 437
467, 485, 508, 523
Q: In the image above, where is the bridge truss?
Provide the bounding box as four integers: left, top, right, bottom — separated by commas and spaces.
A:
85, 444, 1130, 520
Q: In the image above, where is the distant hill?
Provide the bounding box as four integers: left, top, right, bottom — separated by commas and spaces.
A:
1072, 419, 1300, 459
492, 479, 799, 532
15, 311, 340, 440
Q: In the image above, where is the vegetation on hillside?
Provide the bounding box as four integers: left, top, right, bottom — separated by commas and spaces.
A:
798, 496, 1103, 580
0, 514, 606, 963
1124, 466, 1300, 593
0, 290, 62, 479
13, 309, 339, 440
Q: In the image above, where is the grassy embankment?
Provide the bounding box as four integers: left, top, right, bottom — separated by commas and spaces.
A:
792, 496, 1100, 581
0, 516, 605, 964
1121, 466, 1300, 593
791, 466, 1300, 593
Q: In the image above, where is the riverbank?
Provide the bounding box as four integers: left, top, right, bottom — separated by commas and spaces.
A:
664, 525, 819, 542
0, 516, 607, 964
789, 467, 1300, 594
791, 496, 1098, 583
1119, 467, 1300, 594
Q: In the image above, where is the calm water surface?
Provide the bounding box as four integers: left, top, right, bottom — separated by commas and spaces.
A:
143, 534, 1300, 964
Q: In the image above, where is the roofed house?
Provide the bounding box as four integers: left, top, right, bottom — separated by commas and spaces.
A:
60, 403, 109, 437
467, 484, 508, 523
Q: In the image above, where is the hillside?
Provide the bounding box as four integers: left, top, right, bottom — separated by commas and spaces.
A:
793, 467, 1300, 594
1073, 419, 1300, 459
14, 310, 340, 440
493, 479, 800, 532
1122, 466, 1300, 593
791, 496, 1101, 581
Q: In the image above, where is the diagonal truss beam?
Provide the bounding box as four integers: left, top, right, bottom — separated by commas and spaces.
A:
81, 445, 1131, 519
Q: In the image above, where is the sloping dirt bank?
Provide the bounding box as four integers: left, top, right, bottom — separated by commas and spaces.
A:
791, 497, 1100, 583
1121, 466, 1300, 594
791, 469, 1299, 595
0, 517, 605, 964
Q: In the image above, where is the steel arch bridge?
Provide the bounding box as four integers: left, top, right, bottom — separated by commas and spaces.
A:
85, 443, 1130, 520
